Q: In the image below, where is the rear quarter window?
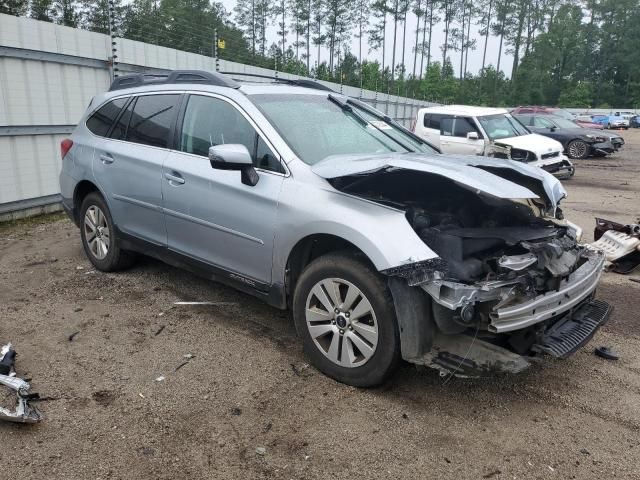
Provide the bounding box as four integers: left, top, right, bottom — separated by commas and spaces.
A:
423, 113, 444, 130
86, 98, 128, 137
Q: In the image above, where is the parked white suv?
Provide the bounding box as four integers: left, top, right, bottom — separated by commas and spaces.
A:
414, 106, 574, 179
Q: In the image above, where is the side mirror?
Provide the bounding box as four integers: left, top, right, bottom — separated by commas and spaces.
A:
467, 131, 479, 140
550, 126, 556, 132
209, 144, 259, 186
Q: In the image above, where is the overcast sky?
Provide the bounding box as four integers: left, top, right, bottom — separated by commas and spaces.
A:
220, 0, 515, 77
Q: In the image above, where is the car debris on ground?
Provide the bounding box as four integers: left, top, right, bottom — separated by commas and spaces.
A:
591, 217, 640, 273
594, 346, 620, 360
0, 343, 42, 424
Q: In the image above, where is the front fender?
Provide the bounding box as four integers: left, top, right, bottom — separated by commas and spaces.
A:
273, 180, 438, 283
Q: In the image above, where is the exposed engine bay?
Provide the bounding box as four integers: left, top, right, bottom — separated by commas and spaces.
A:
331, 168, 582, 285
330, 168, 609, 376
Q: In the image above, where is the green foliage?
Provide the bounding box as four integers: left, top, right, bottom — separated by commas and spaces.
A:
29, 0, 54, 21
0, 0, 28, 16
3, 0, 639, 108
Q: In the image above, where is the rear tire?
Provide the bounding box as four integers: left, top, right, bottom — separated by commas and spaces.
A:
292, 252, 400, 387
79, 192, 135, 272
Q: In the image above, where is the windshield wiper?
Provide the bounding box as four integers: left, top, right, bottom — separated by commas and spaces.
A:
327, 94, 414, 152
346, 98, 433, 149
327, 94, 367, 125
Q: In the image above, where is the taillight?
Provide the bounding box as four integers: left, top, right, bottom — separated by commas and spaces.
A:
60, 138, 73, 160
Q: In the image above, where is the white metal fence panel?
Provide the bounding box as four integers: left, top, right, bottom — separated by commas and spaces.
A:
0, 13, 434, 214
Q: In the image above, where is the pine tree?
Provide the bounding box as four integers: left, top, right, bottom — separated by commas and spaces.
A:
353, 0, 369, 67
52, 0, 80, 26
272, 0, 287, 57
30, 0, 54, 21
310, 0, 324, 66
368, 0, 388, 77
322, 0, 351, 71
1, 0, 28, 16
234, 0, 258, 57
81, 0, 124, 34
439, 0, 458, 74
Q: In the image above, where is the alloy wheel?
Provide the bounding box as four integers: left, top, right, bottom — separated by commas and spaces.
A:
568, 141, 588, 159
84, 205, 110, 260
305, 278, 378, 368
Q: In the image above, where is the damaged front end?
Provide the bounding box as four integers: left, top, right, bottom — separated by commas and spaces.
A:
321, 155, 610, 377
386, 218, 610, 377
489, 142, 574, 180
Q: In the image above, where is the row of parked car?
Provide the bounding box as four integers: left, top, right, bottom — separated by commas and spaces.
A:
411, 104, 629, 180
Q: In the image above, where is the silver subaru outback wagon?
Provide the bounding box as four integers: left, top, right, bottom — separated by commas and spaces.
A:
59, 70, 610, 387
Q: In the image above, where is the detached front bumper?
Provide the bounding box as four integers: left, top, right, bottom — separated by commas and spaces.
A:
611, 137, 625, 150
490, 249, 606, 332
538, 158, 575, 179
591, 140, 615, 156
421, 296, 612, 377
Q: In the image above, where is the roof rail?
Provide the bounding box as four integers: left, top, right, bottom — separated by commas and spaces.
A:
218, 72, 335, 92
108, 70, 240, 91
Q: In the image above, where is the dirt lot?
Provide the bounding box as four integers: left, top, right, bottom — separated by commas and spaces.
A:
1, 131, 639, 480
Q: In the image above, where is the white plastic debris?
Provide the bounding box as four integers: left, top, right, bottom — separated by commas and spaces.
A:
155, 376, 165, 382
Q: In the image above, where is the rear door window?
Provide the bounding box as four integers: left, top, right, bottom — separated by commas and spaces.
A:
516, 115, 533, 126
126, 94, 180, 148
86, 98, 128, 137
533, 116, 555, 128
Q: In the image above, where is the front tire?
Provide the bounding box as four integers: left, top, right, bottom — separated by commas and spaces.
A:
80, 192, 135, 271
567, 139, 590, 159
292, 252, 400, 387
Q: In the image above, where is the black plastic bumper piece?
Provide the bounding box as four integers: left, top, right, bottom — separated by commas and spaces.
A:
533, 299, 613, 358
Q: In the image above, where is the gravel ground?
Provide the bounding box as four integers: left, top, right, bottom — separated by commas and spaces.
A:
1, 130, 639, 480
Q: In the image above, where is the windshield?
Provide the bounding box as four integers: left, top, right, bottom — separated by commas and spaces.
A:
250, 94, 436, 165
477, 114, 529, 140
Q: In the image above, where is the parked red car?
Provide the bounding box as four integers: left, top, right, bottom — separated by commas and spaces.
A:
511, 106, 604, 130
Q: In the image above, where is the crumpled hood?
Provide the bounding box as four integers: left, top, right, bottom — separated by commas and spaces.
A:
311, 152, 567, 208
494, 133, 564, 155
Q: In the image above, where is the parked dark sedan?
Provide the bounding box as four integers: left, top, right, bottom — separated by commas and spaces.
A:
514, 114, 620, 159
630, 115, 640, 128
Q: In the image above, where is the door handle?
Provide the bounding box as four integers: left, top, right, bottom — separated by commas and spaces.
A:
99, 154, 114, 164
164, 172, 185, 185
